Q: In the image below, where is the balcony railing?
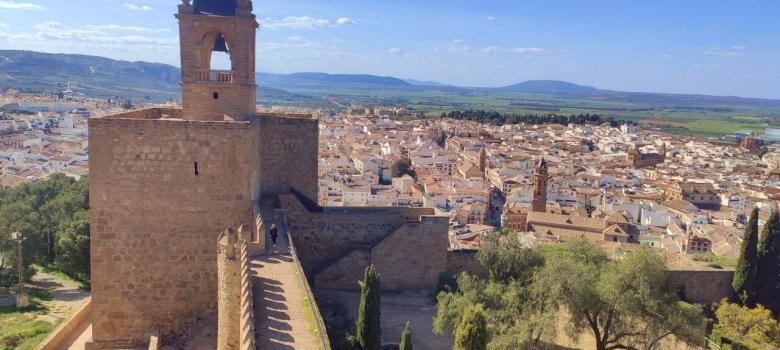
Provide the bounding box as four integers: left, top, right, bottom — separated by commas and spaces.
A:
196, 69, 235, 83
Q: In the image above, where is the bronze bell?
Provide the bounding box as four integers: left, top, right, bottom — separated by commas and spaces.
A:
213, 33, 229, 52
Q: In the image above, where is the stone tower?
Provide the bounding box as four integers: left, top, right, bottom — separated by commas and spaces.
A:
176, 0, 258, 121
478, 146, 487, 173
532, 158, 548, 212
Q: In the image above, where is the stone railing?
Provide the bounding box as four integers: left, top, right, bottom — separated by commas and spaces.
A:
197, 69, 235, 83
278, 209, 331, 350
217, 228, 256, 350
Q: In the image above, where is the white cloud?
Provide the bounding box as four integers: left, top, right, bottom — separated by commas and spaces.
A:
481, 46, 545, 55
7, 21, 178, 46
336, 17, 356, 26
510, 47, 544, 54
258, 36, 355, 60
0, 1, 42, 10
123, 3, 153, 11
263, 16, 357, 30
446, 40, 472, 55
388, 48, 403, 54
264, 16, 330, 30
703, 46, 746, 57
486, 16, 495, 21
0, 23, 8, 30
86, 24, 170, 33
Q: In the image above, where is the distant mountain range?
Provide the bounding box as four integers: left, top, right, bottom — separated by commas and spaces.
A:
2, 50, 780, 109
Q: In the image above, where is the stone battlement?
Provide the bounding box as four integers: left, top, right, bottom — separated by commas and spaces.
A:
217, 227, 256, 350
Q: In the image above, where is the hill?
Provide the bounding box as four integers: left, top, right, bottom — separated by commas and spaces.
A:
0, 50, 181, 100
257, 72, 415, 90
500, 80, 599, 96
2, 50, 780, 115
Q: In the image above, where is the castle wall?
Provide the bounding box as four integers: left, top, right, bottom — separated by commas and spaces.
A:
89, 115, 255, 348
257, 114, 319, 202
667, 269, 735, 305
371, 216, 449, 290
280, 194, 436, 274
445, 249, 487, 278
280, 194, 448, 290
314, 248, 370, 289
216, 230, 255, 350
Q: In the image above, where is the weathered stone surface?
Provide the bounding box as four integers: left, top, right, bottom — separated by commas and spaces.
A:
89, 115, 256, 348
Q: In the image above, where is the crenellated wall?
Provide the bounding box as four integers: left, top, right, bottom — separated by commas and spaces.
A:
216, 228, 256, 350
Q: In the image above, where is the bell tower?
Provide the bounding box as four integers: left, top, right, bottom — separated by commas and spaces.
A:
176, 0, 258, 121
532, 158, 548, 213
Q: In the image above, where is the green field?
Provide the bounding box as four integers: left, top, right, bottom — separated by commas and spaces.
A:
264, 87, 779, 137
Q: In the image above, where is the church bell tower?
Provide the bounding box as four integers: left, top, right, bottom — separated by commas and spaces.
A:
176, 0, 258, 121
532, 158, 548, 213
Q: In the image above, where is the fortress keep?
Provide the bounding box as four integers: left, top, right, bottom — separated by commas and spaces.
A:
86, 0, 448, 348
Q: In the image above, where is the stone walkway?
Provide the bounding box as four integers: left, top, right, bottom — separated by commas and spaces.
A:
250, 202, 319, 350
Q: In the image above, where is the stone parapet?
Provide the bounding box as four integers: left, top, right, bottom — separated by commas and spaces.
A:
217, 227, 256, 350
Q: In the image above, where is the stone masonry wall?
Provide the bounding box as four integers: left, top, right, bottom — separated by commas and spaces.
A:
89, 116, 255, 348
667, 269, 735, 305
279, 194, 436, 276
257, 114, 319, 202
217, 231, 240, 350
313, 217, 449, 290
446, 250, 487, 278
216, 229, 255, 350
370, 216, 449, 290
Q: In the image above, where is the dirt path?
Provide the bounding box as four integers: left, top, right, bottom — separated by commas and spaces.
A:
30, 269, 89, 322
30, 269, 92, 349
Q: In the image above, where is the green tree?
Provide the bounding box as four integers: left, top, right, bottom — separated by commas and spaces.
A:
55, 210, 90, 283
339, 334, 363, 350
356, 265, 381, 350
435, 239, 705, 350
532, 240, 704, 350
399, 322, 413, 350
714, 300, 780, 348
454, 304, 488, 350
391, 158, 416, 179
477, 231, 543, 283
757, 209, 780, 316
734, 207, 760, 307
0, 175, 89, 287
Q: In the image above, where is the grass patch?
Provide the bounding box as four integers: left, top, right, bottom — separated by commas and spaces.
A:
693, 252, 737, 268
0, 301, 56, 350
0, 283, 58, 350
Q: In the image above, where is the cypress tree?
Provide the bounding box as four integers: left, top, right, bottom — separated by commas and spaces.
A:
733, 207, 760, 307
399, 322, 413, 350
757, 209, 780, 315
454, 305, 488, 350
356, 265, 381, 350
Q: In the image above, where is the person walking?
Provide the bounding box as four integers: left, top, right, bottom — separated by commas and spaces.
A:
269, 224, 278, 248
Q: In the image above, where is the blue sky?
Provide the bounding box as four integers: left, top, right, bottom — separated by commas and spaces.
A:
0, 0, 779, 99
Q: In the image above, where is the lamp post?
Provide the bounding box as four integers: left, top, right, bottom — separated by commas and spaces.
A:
11, 228, 29, 308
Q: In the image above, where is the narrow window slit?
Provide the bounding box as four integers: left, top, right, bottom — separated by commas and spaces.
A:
194, 162, 199, 176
